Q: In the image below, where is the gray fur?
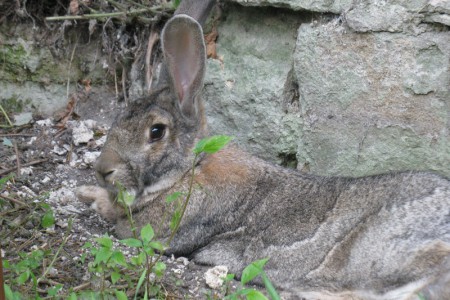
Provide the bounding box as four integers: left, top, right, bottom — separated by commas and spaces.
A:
76, 3, 450, 299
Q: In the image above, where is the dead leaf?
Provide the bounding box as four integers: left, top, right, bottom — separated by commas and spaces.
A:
81, 79, 92, 93
205, 27, 219, 60
54, 95, 77, 129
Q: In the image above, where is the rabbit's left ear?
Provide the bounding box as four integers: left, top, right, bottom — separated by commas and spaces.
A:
161, 14, 206, 118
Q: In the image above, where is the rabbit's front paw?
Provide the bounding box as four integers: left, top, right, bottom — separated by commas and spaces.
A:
76, 185, 119, 221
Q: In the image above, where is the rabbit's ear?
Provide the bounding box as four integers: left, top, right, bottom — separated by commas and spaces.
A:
161, 14, 206, 118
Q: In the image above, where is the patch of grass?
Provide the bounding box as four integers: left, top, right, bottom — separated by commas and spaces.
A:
2, 136, 280, 300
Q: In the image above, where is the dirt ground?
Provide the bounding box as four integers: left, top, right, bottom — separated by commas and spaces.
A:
0, 87, 245, 299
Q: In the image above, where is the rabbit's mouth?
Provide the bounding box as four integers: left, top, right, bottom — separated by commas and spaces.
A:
142, 176, 178, 197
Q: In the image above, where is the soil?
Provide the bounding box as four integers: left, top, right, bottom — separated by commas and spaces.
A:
0, 88, 244, 299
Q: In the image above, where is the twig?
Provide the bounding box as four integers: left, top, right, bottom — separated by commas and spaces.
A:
0, 133, 34, 137
37, 278, 62, 286
0, 194, 28, 207
124, 0, 148, 9
54, 128, 67, 139
105, 0, 128, 11
13, 140, 21, 176
67, 42, 78, 99
37, 219, 73, 285
0, 246, 5, 300
145, 30, 159, 93
0, 158, 48, 177
114, 68, 119, 99
0, 104, 13, 127
45, 5, 173, 22
72, 282, 91, 292
121, 63, 128, 105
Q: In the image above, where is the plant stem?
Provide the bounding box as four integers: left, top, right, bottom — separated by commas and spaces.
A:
170, 154, 198, 237
261, 271, 281, 300
36, 219, 73, 285
147, 154, 199, 274
0, 246, 5, 300
0, 104, 13, 127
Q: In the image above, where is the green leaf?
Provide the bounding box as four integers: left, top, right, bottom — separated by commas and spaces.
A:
123, 191, 135, 206
193, 135, 233, 155
17, 271, 30, 284
0, 173, 14, 189
224, 273, 235, 282
119, 238, 142, 247
4, 284, 14, 300
417, 293, 426, 300
111, 271, 121, 284
154, 261, 166, 277
93, 247, 112, 265
116, 290, 128, 300
95, 236, 113, 249
143, 245, 155, 256
172, 0, 181, 9
245, 290, 269, 300
131, 251, 146, 266
170, 209, 181, 231
68, 292, 78, 300
47, 284, 63, 296
82, 242, 93, 249
41, 209, 55, 228
3, 259, 10, 268
140, 224, 154, 244
241, 258, 269, 285
115, 182, 135, 206
80, 253, 87, 264
148, 241, 165, 251
135, 269, 147, 300
166, 192, 183, 204
111, 251, 127, 266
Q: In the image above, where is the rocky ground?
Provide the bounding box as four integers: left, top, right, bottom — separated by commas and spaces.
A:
0, 89, 249, 299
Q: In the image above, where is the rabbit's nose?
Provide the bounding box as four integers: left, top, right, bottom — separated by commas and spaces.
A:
97, 168, 116, 183
95, 158, 118, 183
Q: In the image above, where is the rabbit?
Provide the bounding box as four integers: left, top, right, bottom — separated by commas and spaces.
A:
76, 1, 450, 299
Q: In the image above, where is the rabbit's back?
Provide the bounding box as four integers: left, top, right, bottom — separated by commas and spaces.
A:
177, 150, 450, 297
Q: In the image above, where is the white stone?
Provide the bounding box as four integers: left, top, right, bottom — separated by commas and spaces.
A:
204, 265, 228, 289
83, 151, 101, 165
36, 118, 53, 126
176, 256, 190, 266
83, 119, 97, 129
27, 136, 37, 145
52, 145, 67, 155
96, 135, 107, 147
72, 122, 94, 146
41, 176, 51, 184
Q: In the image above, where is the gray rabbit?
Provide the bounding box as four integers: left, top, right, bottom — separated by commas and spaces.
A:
77, 1, 450, 299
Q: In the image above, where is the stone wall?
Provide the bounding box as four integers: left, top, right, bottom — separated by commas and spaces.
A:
2, 1, 449, 177
204, 0, 450, 177
0, 23, 110, 122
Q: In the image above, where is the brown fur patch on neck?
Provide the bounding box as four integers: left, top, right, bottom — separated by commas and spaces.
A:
195, 146, 250, 186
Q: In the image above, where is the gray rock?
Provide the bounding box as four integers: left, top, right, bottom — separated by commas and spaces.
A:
294, 21, 450, 176
230, 0, 352, 14
203, 5, 303, 164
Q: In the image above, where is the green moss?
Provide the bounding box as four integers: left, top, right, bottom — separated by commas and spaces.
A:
0, 95, 31, 114
0, 44, 29, 81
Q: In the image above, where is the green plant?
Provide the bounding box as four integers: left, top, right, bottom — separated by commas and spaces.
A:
2, 135, 280, 299
3, 217, 71, 300
224, 258, 280, 300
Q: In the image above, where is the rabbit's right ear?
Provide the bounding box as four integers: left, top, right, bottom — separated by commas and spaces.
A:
161, 14, 206, 118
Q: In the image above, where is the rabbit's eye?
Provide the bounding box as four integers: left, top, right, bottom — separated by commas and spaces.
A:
150, 124, 166, 142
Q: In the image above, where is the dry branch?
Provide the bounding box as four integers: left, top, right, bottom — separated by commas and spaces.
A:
45, 5, 173, 22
